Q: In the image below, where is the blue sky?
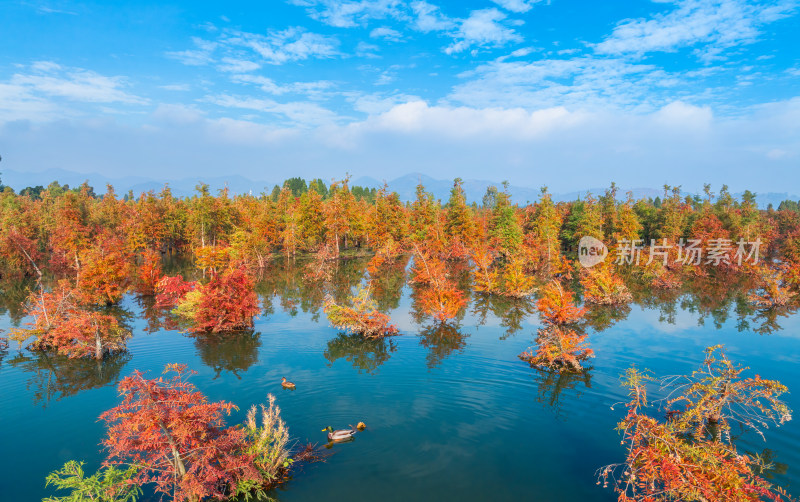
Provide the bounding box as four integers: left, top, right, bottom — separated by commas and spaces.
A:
1, 0, 799, 192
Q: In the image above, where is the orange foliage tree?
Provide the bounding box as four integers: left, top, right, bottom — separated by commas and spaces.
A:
520, 281, 593, 371
323, 284, 398, 338
599, 346, 793, 502
471, 245, 499, 294
411, 248, 467, 323
135, 248, 163, 296
10, 280, 131, 360
749, 265, 795, 308
154, 275, 197, 309
498, 257, 535, 298
580, 264, 633, 305
77, 235, 132, 305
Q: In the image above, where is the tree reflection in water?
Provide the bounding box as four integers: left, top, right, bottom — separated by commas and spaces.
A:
0, 335, 8, 368
193, 330, 262, 379
324, 332, 397, 374
418, 323, 468, 369
583, 303, 632, 333
472, 294, 536, 339
8, 351, 131, 407
368, 255, 410, 312
745, 304, 800, 335
531, 367, 592, 416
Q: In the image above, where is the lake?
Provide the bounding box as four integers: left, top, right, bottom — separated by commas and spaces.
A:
1, 257, 798, 501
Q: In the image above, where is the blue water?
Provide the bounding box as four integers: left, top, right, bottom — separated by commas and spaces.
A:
1, 265, 799, 501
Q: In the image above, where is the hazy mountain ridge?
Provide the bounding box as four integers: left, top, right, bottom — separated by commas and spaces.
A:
2, 168, 796, 209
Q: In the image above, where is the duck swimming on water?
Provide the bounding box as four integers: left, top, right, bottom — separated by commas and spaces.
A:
323, 426, 357, 442
281, 377, 296, 389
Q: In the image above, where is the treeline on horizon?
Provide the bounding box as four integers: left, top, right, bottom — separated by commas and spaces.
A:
3, 173, 800, 271
2, 170, 800, 325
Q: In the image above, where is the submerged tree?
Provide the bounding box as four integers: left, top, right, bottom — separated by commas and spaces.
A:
520, 281, 593, 372
173, 267, 260, 334
411, 248, 467, 323
323, 284, 398, 338
100, 364, 260, 501
599, 346, 793, 502
10, 281, 131, 360
580, 264, 633, 305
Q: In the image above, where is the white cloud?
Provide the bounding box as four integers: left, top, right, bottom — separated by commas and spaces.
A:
168, 28, 339, 69
4, 98, 799, 194
206, 94, 340, 126
595, 0, 798, 63
159, 84, 192, 91
230, 74, 335, 98
652, 100, 713, 130
370, 26, 404, 41
361, 100, 583, 139
166, 37, 218, 66
410, 1, 455, 32
226, 27, 340, 65
491, 0, 541, 13
8, 62, 147, 105
449, 57, 663, 110
288, 0, 403, 27
217, 57, 262, 73
355, 41, 382, 58
445, 9, 523, 54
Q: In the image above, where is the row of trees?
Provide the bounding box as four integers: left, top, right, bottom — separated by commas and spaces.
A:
3, 177, 799, 274
3, 175, 799, 363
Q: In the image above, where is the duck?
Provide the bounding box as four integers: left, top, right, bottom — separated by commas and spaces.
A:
323, 425, 357, 442
281, 377, 296, 390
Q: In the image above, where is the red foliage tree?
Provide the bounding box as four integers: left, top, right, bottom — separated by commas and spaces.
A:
100, 364, 260, 502
10, 281, 130, 360
135, 248, 163, 296
181, 267, 260, 334
154, 275, 197, 309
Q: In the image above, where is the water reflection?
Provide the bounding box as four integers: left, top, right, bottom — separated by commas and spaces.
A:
0, 336, 8, 368
0, 276, 37, 323
584, 303, 632, 332
324, 332, 397, 374
418, 323, 468, 369
8, 351, 131, 407
744, 305, 800, 335
472, 294, 536, 339
531, 367, 592, 416
193, 331, 262, 379
136, 295, 181, 333
368, 255, 409, 312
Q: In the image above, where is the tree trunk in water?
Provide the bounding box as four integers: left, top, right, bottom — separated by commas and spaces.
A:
94, 329, 103, 361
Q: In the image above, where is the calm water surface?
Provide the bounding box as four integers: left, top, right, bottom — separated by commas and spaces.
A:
1, 259, 799, 501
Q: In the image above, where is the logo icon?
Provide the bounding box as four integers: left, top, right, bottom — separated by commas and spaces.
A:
578, 236, 608, 268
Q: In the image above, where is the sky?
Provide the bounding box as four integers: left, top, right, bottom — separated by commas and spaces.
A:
0, 0, 799, 193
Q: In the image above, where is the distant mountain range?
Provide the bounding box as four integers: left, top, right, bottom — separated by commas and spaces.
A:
2, 168, 797, 209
